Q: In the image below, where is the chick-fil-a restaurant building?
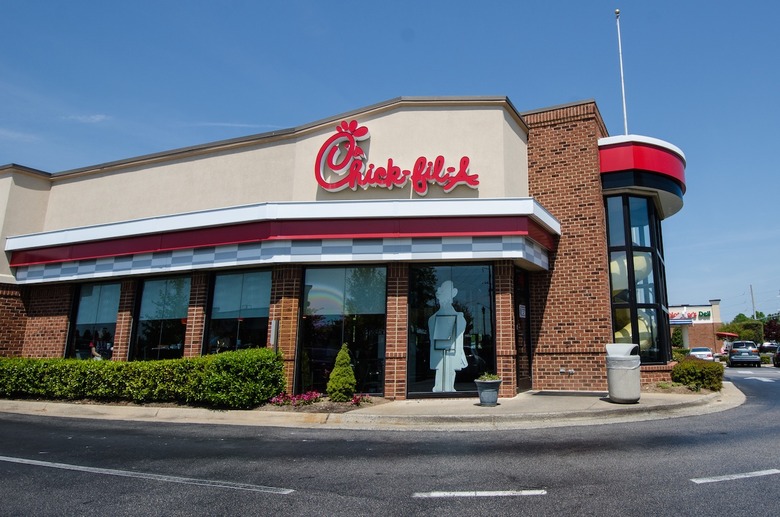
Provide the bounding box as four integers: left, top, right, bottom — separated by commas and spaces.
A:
0, 97, 686, 399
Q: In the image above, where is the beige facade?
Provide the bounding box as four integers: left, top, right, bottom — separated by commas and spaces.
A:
12, 99, 528, 240
0, 166, 51, 283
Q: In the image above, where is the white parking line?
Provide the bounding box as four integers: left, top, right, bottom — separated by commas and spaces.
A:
691, 469, 780, 484
413, 490, 547, 498
0, 455, 294, 494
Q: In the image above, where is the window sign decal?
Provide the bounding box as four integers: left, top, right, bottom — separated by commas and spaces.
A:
314, 120, 479, 196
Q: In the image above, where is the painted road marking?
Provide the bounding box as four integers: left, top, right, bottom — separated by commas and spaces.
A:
0, 455, 294, 494
691, 469, 780, 484
413, 490, 547, 498
744, 377, 774, 383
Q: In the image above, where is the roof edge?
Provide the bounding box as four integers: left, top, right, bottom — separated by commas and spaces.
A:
52, 96, 527, 179
0, 163, 51, 178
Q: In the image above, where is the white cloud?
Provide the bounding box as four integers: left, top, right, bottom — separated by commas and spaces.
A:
0, 127, 38, 142
65, 114, 111, 124
188, 122, 283, 130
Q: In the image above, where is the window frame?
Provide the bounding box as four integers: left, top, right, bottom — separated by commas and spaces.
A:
606, 195, 670, 364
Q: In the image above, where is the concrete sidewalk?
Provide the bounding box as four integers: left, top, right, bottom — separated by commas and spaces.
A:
0, 382, 745, 432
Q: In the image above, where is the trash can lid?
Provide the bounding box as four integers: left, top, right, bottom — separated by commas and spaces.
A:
606, 355, 641, 369
605, 343, 640, 356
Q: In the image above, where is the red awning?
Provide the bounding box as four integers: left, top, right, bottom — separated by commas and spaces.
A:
716, 332, 739, 338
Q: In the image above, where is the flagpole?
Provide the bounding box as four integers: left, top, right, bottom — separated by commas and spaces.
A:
616, 9, 629, 135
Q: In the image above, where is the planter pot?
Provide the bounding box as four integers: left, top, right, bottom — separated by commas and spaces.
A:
474, 379, 502, 406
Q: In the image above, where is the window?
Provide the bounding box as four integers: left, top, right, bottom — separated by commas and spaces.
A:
606, 195, 670, 363
133, 277, 191, 360
206, 270, 271, 354
297, 267, 386, 395
407, 265, 494, 396
70, 282, 121, 360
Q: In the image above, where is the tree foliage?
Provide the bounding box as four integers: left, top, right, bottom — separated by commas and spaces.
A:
764, 318, 780, 342
719, 315, 768, 344
326, 343, 356, 402
671, 327, 684, 347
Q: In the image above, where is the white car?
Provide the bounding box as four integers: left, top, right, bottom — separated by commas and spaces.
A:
689, 347, 714, 361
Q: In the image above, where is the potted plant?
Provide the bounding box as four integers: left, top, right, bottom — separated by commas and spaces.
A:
474, 373, 502, 406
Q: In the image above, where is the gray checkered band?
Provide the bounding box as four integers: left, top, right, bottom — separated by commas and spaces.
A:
14, 236, 549, 284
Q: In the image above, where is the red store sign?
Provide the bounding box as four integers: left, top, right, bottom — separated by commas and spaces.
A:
314, 120, 479, 196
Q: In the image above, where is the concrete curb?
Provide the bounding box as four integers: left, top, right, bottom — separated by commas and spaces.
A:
0, 383, 745, 432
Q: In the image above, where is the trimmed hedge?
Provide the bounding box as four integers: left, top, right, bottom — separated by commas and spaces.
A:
0, 348, 286, 409
671, 357, 724, 391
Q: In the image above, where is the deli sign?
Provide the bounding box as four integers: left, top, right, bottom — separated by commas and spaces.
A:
314, 120, 479, 196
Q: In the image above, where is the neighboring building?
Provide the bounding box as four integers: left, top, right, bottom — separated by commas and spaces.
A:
669, 300, 723, 351
0, 97, 686, 399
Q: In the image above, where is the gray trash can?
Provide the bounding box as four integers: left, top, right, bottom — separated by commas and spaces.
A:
605, 343, 641, 403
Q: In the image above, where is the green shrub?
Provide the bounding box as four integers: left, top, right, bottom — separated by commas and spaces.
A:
0, 348, 286, 409
197, 348, 286, 409
326, 344, 356, 402
671, 348, 690, 363
671, 357, 724, 391
760, 354, 771, 365
122, 357, 206, 404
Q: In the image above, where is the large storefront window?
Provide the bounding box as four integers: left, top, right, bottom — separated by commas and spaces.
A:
206, 270, 271, 354
606, 195, 669, 363
408, 265, 494, 396
133, 276, 191, 360
297, 267, 386, 395
70, 282, 121, 360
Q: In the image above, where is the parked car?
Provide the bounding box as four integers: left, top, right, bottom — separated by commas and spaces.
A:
689, 347, 714, 361
727, 341, 761, 368
731, 340, 759, 353
759, 342, 779, 354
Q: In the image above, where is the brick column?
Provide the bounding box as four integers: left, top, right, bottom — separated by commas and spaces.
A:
184, 272, 209, 358
269, 265, 302, 392
494, 260, 516, 397
0, 283, 26, 357
525, 102, 612, 391
22, 283, 74, 358
384, 263, 408, 400
112, 279, 137, 361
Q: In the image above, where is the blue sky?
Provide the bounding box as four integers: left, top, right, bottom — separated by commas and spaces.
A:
1, 1, 778, 323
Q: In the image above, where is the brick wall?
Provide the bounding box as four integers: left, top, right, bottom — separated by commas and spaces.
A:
184, 272, 209, 358
111, 279, 137, 361
640, 364, 675, 385
525, 102, 613, 391
494, 261, 517, 397
686, 323, 721, 351
269, 265, 302, 391
384, 263, 409, 400
21, 283, 74, 358
0, 283, 26, 357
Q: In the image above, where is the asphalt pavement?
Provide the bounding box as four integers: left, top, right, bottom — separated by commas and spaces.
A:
0, 381, 745, 431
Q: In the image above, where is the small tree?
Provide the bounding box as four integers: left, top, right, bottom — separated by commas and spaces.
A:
326, 344, 356, 402
671, 327, 684, 348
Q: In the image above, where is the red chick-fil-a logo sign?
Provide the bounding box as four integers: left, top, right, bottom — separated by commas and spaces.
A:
314, 120, 479, 196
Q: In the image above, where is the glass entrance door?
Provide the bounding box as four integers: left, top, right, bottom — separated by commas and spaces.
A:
407, 265, 494, 397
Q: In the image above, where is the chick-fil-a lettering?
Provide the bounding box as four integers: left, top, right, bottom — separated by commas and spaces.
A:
314, 120, 479, 196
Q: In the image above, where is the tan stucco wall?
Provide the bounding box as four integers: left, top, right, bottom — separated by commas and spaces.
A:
0, 170, 51, 282
39, 102, 529, 231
